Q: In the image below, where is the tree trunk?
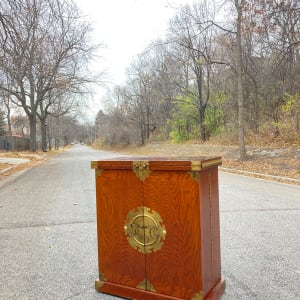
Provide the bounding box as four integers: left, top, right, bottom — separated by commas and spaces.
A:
235, 0, 247, 160
199, 106, 207, 141
40, 119, 47, 152
146, 107, 150, 140
4, 97, 12, 136
140, 119, 145, 145
6, 104, 12, 136
48, 129, 52, 151
29, 116, 37, 152
196, 65, 207, 142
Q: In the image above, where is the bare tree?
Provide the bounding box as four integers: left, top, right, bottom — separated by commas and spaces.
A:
0, 0, 102, 151
123, 54, 160, 144
167, 1, 219, 141
11, 115, 29, 137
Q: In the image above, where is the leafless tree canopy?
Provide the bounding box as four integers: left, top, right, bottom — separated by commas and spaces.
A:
0, 0, 103, 151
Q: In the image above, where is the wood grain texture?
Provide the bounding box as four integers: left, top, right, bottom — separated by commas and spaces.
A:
96, 170, 145, 288
144, 171, 202, 299
199, 168, 222, 298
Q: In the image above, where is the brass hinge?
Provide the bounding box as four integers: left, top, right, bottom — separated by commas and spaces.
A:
136, 279, 156, 292
133, 161, 151, 181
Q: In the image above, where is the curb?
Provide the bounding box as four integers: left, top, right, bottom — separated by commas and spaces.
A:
0, 151, 63, 188
220, 167, 300, 185
0, 166, 32, 189
0, 158, 48, 189
0, 166, 15, 175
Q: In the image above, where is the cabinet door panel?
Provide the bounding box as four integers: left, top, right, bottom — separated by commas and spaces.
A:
143, 171, 202, 299
96, 170, 145, 288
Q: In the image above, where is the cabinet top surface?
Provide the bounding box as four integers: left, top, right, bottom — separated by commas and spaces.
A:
91, 156, 222, 171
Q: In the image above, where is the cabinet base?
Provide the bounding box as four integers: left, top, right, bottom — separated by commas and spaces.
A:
95, 278, 225, 300
204, 279, 225, 300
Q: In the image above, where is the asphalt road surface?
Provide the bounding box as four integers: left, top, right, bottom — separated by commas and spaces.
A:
0, 145, 299, 300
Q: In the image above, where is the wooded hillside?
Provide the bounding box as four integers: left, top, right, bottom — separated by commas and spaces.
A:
95, 0, 300, 160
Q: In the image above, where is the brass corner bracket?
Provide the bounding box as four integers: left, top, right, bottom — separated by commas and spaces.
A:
188, 171, 200, 183
192, 291, 203, 300
95, 270, 106, 291
95, 169, 103, 177
95, 279, 104, 291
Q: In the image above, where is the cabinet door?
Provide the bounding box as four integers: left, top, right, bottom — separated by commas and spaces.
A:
143, 170, 203, 299
95, 168, 145, 289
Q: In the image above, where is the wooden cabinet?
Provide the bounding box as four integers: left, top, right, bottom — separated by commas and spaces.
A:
91, 157, 225, 300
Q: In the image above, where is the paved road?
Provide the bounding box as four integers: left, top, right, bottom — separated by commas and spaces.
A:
220, 172, 300, 299
0, 145, 299, 300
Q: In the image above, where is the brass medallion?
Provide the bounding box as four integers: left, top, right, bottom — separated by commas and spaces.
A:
124, 206, 167, 254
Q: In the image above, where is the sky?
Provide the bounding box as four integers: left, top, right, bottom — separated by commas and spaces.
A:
73, 0, 195, 118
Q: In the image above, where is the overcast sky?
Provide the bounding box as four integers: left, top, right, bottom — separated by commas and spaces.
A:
73, 0, 195, 117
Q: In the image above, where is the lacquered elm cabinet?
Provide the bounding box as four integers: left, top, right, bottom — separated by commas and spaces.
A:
91, 157, 225, 300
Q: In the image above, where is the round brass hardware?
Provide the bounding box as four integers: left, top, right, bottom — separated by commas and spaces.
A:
124, 206, 167, 254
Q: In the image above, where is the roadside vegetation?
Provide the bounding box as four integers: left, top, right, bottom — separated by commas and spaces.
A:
94, 0, 299, 161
